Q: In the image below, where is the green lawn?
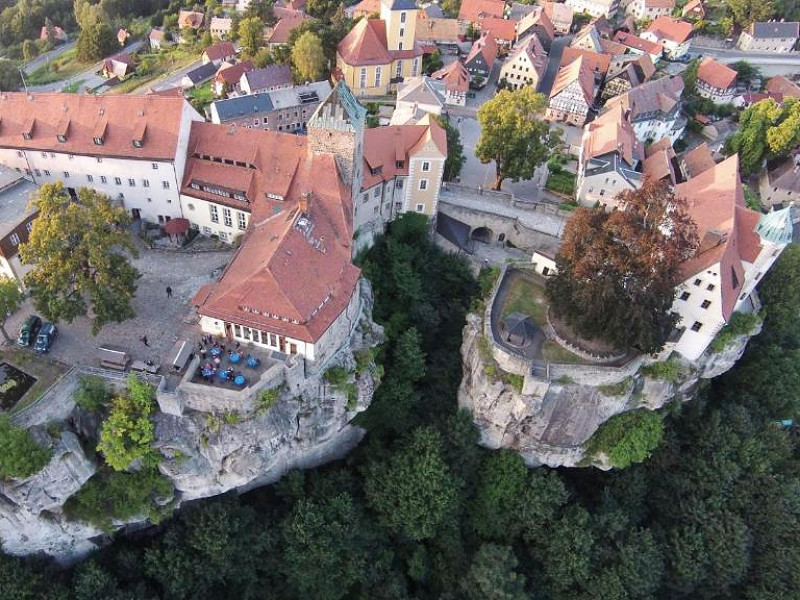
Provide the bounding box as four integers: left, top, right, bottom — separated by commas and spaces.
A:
545, 170, 577, 197
3, 348, 69, 413
186, 82, 215, 110
26, 49, 92, 85
500, 276, 548, 325
542, 340, 588, 364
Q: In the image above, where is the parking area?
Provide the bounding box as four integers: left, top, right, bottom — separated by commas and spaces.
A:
4, 244, 235, 371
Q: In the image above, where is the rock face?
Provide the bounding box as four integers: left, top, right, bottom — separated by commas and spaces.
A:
0, 281, 384, 563
459, 313, 758, 469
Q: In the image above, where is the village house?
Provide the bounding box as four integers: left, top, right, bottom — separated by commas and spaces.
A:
599, 53, 656, 104
545, 55, 596, 126
117, 28, 130, 46
348, 0, 381, 18
392, 77, 447, 124
458, 0, 507, 26
481, 16, 517, 49
576, 103, 644, 208
203, 41, 237, 66
681, 0, 705, 19
0, 93, 204, 224
737, 21, 800, 53
564, 0, 619, 19
542, 1, 574, 35
210, 17, 234, 39
625, 0, 673, 21
40, 24, 68, 42
336, 0, 424, 97
696, 57, 737, 104
101, 54, 135, 79
560, 46, 610, 84
642, 142, 677, 185
240, 65, 294, 95
766, 75, 800, 100
679, 141, 715, 180
759, 157, 800, 208
669, 155, 792, 361
612, 31, 664, 63
431, 60, 470, 105
499, 34, 548, 90
214, 61, 255, 97
266, 12, 308, 48
464, 31, 498, 85
209, 80, 332, 132
571, 16, 615, 51
181, 63, 218, 89
0, 167, 39, 287
641, 16, 694, 59
178, 10, 205, 30
515, 6, 555, 50
604, 75, 685, 143
148, 27, 171, 50
415, 14, 465, 47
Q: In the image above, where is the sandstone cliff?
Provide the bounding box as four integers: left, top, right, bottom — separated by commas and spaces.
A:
458, 313, 757, 469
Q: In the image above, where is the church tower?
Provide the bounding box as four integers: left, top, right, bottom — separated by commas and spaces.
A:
380, 0, 419, 51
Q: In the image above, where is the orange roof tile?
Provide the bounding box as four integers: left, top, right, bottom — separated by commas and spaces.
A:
349, 0, 381, 16
645, 16, 694, 43
549, 55, 595, 104
612, 31, 664, 56
204, 41, 236, 61
516, 6, 555, 43
267, 13, 308, 45
0, 93, 189, 161
697, 57, 737, 90
561, 47, 610, 77
337, 18, 393, 66
178, 10, 204, 29
465, 31, 498, 68
583, 103, 642, 166
459, 0, 505, 23
681, 142, 715, 178
642, 146, 676, 183
766, 75, 800, 100
432, 60, 470, 92
216, 61, 254, 85
481, 16, 516, 42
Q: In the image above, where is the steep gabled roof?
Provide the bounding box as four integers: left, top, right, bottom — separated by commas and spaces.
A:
432, 60, 470, 92
748, 21, 800, 39
605, 75, 684, 122
681, 142, 715, 178
697, 57, 737, 90
550, 55, 595, 104
645, 16, 694, 44
204, 41, 236, 61
459, 0, 505, 23
766, 75, 800, 100
482, 16, 517, 42
612, 31, 664, 55
337, 18, 392, 66
515, 6, 554, 42
505, 34, 548, 78
465, 31, 499, 69
583, 103, 642, 166
561, 47, 610, 78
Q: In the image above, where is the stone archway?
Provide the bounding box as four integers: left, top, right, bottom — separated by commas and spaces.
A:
471, 226, 495, 244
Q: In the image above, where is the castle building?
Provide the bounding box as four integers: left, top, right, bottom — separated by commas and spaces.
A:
336, 0, 424, 97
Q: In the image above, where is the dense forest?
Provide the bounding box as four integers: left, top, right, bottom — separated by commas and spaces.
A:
1, 214, 799, 599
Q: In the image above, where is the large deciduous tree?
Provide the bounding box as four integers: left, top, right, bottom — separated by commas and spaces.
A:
20, 183, 140, 335
546, 181, 698, 353
76, 20, 117, 62
475, 86, 560, 190
237, 16, 264, 56
435, 115, 466, 181
727, 0, 775, 27
725, 98, 800, 175
291, 30, 326, 82
0, 277, 24, 343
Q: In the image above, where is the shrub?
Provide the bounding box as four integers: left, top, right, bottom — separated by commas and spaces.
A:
477, 266, 501, 299
0, 416, 51, 478
710, 312, 761, 353
96, 376, 156, 472
355, 348, 376, 375
258, 385, 283, 412
640, 359, 680, 382
64, 467, 173, 531
74, 375, 110, 413
324, 366, 358, 408
584, 409, 664, 468
324, 365, 350, 386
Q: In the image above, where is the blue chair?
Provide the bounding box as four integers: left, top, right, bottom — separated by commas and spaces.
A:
234, 375, 246, 387
246, 355, 259, 368
218, 369, 229, 381
229, 352, 241, 364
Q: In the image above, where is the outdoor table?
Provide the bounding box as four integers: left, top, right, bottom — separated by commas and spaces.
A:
229, 352, 241, 364
234, 375, 246, 386
210, 347, 222, 357
201, 367, 215, 378
246, 356, 259, 368
218, 370, 230, 381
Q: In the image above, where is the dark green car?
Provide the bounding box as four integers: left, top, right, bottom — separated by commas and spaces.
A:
17, 315, 42, 347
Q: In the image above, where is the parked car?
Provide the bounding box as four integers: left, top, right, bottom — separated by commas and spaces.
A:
34, 322, 58, 353
17, 315, 42, 347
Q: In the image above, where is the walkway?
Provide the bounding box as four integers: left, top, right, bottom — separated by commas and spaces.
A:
490, 269, 546, 362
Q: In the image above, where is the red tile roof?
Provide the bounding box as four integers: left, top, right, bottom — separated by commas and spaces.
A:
216, 61, 254, 86
0, 93, 189, 161
613, 31, 664, 56
204, 41, 236, 62
481, 16, 516, 42
337, 18, 393, 66
697, 57, 736, 90
188, 122, 360, 343
459, 0, 505, 23
550, 55, 595, 104
178, 10, 204, 29
675, 155, 762, 320
465, 31, 498, 69
645, 16, 694, 44
267, 12, 308, 45
432, 60, 470, 93
680, 142, 715, 177
561, 47, 610, 78
349, 0, 381, 16
766, 75, 800, 100
515, 6, 555, 43
681, 0, 705, 17
583, 103, 642, 166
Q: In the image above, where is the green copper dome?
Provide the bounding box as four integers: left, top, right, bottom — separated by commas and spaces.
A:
755, 205, 794, 246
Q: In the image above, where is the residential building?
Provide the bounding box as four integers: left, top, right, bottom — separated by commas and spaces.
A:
464, 31, 498, 84
117, 28, 130, 46
737, 21, 800, 53
148, 27, 171, 50
0, 168, 39, 287
681, 0, 705, 19
542, 1, 574, 35
40, 25, 68, 42
209, 17, 234, 39
392, 77, 447, 124
240, 65, 294, 95
576, 103, 644, 207
431, 60, 470, 105
696, 57, 737, 104
612, 31, 664, 63
214, 61, 255, 96
336, 0, 424, 97
481, 16, 517, 49
759, 157, 800, 208
515, 6, 555, 50
0, 93, 204, 224
571, 16, 615, 51
564, 0, 619, 19
181, 62, 218, 89
546, 55, 596, 126
642, 143, 677, 185
178, 10, 204, 29
642, 16, 694, 59
209, 80, 333, 132
415, 15, 465, 46
203, 41, 236, 65
560, 46, 610, 84
599, 53, 656, 104
101, 54, 135, 79
625, 0, 673, 20
766, 75, 800, 100
458, 0, 506, 25
499, 34, 548, 90
669, 155, 791, 361
679, 142, 715, 180
604, 75, 685, 143
266, 12, 308, 47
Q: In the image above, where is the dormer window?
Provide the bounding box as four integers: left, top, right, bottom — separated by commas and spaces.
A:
133, 139, 143, 148
395, 160, 405, 168
93, 137, 104, 146
22, 117, 34, 140
132, 120, 146, 149
93, 117, 108, 146
57, 134, 67, 143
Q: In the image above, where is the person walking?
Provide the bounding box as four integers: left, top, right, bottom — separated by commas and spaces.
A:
166, 285, 173, 298
141, 335, 150, 347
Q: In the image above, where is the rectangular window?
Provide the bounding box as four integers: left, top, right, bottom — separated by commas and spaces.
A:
202, 226, 212, 235
209, 205, 219, 223
26, 221, 33, 233
87, 174, 93, 182
419, 179, 428, 190
707, 283, 716, 291
34, 169, 41, 177
9, 233, 20, 246
412, 58, 419, 77
690, 321, 703, 332
162, 181, 170, 189
44, 170, 50, 176
422, 161, 430, 172
396, 61, 403, 78
63, 171, 70, 178
400, 11, 406, 22
143, 179, 150, 188
374, 66, 382, 87
701, 300, 711, 309
399, 27, 405, 37
679, 291, 690, 301
115, 177, 122, 185
128, 178, 136, 187
373, 187, 381, 198
693, 278, 702, 286
237, 212, 247, 230
97, 157, 103, 163
100, 175, 107, 184
416, 203, 424, 212
359, 68, 367, 88
223, 208, 232, 227
152, 163, 158, 170
270, 333, 278, 347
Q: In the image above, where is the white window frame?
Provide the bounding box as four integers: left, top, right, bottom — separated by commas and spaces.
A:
209, 205, 219, 223
419, 179, 428, 190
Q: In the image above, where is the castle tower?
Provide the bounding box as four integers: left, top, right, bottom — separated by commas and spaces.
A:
380, 0, 418, 52
308, 81, 367, 209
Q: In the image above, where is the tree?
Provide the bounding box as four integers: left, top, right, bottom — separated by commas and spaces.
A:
365, 426, 461, 540
759, 245, 800, 343
21, 39, 37, 62
201, 29, 213, 48
76, 20, 118, 62
0, 60, 22, 91
96, 376, 155, 471
546, 181, 699, 352
434, 115, 466, 181
0, 415, 51, 478
305, 0, 339, 19
730, 60, 761, 87
0, 277, 24, 343
422, 49, 443, 75
21, 183, 140, 335
584, 409, 665, 468
461, 544, 529, 600
475, 86, 560, 190
237, 16, 264, 56
725, 98, 800, 175
291, 30, 326, 82
727, 0, 775, 27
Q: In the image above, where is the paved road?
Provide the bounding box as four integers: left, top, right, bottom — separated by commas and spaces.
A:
538, 35, 573, 97
150, 59, 203, 92
21, 40, 77, 75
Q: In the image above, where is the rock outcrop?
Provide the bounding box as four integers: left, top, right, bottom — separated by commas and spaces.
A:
459, 313, 758, 469
0, 282, 383, 563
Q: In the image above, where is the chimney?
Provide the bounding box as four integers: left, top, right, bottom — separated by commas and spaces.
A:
299, 190, 311, 213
